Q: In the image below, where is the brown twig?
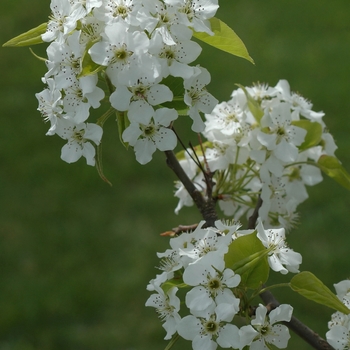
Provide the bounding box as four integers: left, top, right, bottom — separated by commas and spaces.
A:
160, 223, 199, 237
259, 290, 335, 350
164, 150, 218, 227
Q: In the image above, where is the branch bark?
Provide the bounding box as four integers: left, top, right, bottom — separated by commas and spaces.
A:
248, 199, 335, 350
164, 150, 218, 227
260, 290, 335, 350
165, 149, 334, 349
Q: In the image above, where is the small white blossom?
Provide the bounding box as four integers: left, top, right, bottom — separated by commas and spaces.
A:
256, 219, 302, 274
183, 253, 241, 313
146, 285, 181, 340
55, 119, 102, 165
177, 303, 241, 350
240, 304, 293, 350
122, 107, 178, 164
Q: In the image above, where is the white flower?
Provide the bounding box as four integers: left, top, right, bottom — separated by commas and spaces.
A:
45, 31, 85, 89
179, 225, 233, 262
63, 75, 105, 123
177, 303, 241, 350
89, 21, 151, 86
258, 102, 307, 163
328, 312, 350, 330
94, 0, 142, 26
122, 107, 178, 164
333, 280, 350, 310
240, 304, 293, 350
42, 0, 82, 42
36, 78, 63, 135
184, 67, 218, 132
145, 285, 181, 340
183, 253, 241, 313
55, 119, 103, 165
168, 0, 219, 35
70, 0, 103, 16
149, 30, 202, 79
110, 75, 173, 114
256, 219, 302, 274
326, 325, 350, 350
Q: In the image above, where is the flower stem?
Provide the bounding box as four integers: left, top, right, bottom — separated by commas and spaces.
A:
164, 333, 180, 350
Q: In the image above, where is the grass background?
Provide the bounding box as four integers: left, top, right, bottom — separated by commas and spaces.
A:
1, 0, 350, 349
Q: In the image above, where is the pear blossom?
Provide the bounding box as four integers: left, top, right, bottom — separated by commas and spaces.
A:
62, 75, 105, 123
122, 107, 178, 164
42, 0, 82, 42
184, 67, 218, 132
258, 102, 307, 163
256, 219, 302, 274
177, 303, 241, 350
145, 285, 181, 340
183, 253, 241, 313
169, 0, 220, 35
149, 30, 202, 79
240, 304, 293, 350
36, 78, 63, 135
55, 119, 103, 165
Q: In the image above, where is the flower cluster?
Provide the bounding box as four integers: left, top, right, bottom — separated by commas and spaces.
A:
36, 0, 219, 165
146, 219, 299, 349
174, 80, 338, 228
326, 280, 350, 350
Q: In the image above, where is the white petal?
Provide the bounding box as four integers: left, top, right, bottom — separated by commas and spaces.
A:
239, 325, 259, 348
109, 85, 133, 111
61, 142, 82, 164
266, 324, 290, 348
217, 324, 240, 349
177, 315, 202, 341
215, 303, 236, 323
269, 304, 293, 324
192, 334, 217, 350
134, 138, 156, 164
154, 127, 177, 151
185, 286, 213, 311
147, 84, 173, 105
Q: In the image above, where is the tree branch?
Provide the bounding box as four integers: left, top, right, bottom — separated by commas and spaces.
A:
248, 197, 335, 350
164, 150, 218, 227
260, 290, 335, 350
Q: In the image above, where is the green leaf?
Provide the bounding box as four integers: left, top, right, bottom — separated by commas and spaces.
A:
161, 76, 188, 114
161, 280, 187, 295
3, 23, 47, 47
318, 155, 350, 190
96, 142, 112, 186
115, 110, 130, 149
290, 271, 350, 314
193, 17, 254, 64
236, 84, 264, 123
161, 76, 185, 98
224, 232, 270, 289
291, 120, 323, 151
79, 51, 105, 78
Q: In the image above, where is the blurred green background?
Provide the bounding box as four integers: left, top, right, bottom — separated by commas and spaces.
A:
1, 1, 350, 349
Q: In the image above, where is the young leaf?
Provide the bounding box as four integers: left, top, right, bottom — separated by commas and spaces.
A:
79, 52, 105, 78
318, 155, 350, 190
290, 271, 350, 314
95, 142, 112, 186
292, 120, 323, 151
192, 17, 254, 64
224, 232, 270, 289
236, 84, 264, 123
3, 23, 47, 47
115, 110, 130, 149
